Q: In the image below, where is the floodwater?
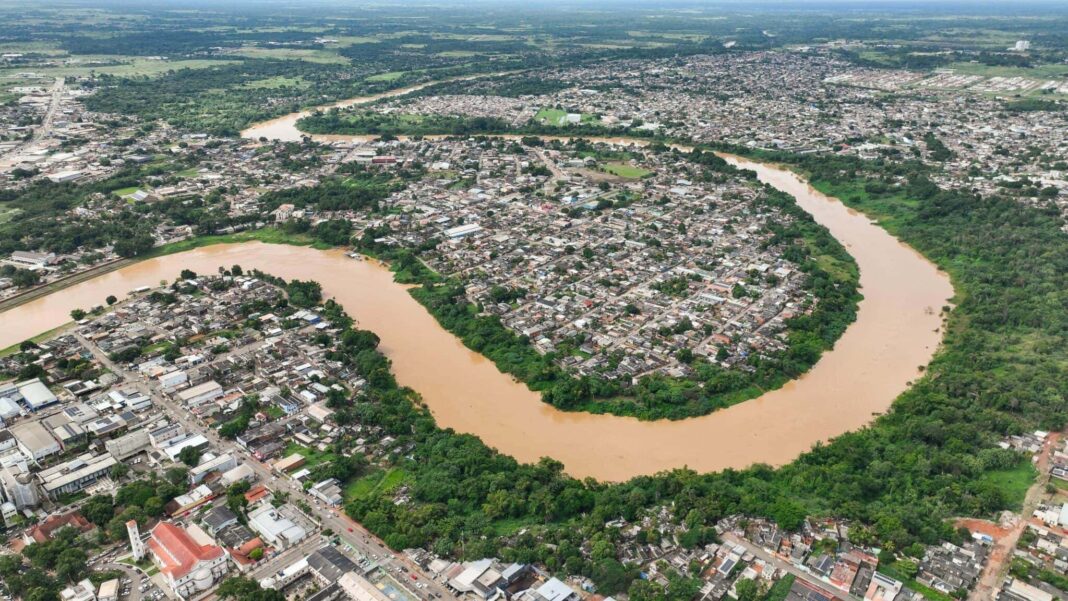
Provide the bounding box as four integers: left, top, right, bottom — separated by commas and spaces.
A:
0, 155, 953, 481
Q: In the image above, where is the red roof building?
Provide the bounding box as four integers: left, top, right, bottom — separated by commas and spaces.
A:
26, 510, 94, 544
147, 522, 230, 598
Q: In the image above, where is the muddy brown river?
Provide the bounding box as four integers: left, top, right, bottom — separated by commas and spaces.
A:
0, 153, 953, 480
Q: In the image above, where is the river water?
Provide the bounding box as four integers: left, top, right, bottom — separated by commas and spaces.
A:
0, 154, 953, 480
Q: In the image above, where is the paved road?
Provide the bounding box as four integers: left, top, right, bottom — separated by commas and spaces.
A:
77, 334, 455, 601
35, 77, 65, 142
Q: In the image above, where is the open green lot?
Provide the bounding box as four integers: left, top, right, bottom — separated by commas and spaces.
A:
283, 442, 337, 468
945, 61, 1068, 79
534, 107, 568, 125
603, 162, 651, 178
979, 459, 1038, 511
366, 71, 407, 82
344, 468, 408, 501
231, 46, 348, 64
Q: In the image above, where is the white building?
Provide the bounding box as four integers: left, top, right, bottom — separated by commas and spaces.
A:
37, 452, 117, 499
106, 429, 150, 460
0, 462, 39, 508
188, 453, 238, 485
129, 519, 146, 561
59, 579, 96, 601
98, 579, 120, 601
10, 420, 61, 461
16, 379, 58, 411
147, 522, 230, 598
176, 380, 223, 407
247, 503, 307, 549
339, 571, 393, 601
7, 251, 57, 268
47, 170, 84, 183
157, 370, 188, 391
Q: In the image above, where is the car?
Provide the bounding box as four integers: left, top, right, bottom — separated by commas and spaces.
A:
410, 575, 417, 581
348, 527, 354, 532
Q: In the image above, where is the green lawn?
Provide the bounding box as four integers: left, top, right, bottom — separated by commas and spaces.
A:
283, 442, 336, 468
945, 61, 1068, 79
233, 46, 348, 64
535, 107, 568, 125
333, 36, 381, 46
366, 71, 407, 82
603, 162, 651, 178
980, 459, 1038, 511
344, 468, 407, 501
148, 227, 334, 259
111, 186, 140, 197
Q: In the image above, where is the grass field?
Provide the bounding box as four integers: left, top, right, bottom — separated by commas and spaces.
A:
344, 468, 408, 501
283, 442, 337, 468
535, 107, 568, 125
332, 36, 381, 46
111, 186, 141, 197
366, 70, 407, 82
945, 61, 1068, 79
603, 162, 651, 178
535, 107, 600, 126
980, 459, 1038, 511
232, 46, 348, 64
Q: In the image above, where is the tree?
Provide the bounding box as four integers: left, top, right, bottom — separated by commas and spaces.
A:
178, 446, 202, 467
216, 577, 285, 601
82, 495, 115, 526
70, 309, 86, 321
734, 578, 760, 601
165, 466, 189, 485
54, 548, 88, 583
113, 232, 155, 258
248, 547, 264, 561
110, 463, 130, 480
